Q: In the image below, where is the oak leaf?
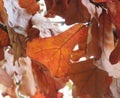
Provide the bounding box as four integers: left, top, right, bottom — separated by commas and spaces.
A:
70, 59, 109, 98
44, 0, 90, 25
27, 24, 88, 77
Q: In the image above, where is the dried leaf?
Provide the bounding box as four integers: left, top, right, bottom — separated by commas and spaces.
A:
45, 0, 90, 24
109, 40, 120, 64
44, 0, 69, 17
57, 92, 63, 98
0, 28, 9, 60
94, 11, 120, 78
87, 19, 101, 59
71, 28, 88, 61
7, 27, 26, 61
31, 92, 46, 98
19, 0, 39, 14
27, 27, 40, 41
93, 0, 107, 3
71, 49, 85, 61
70, 59, 108, 98
106, 0, 120, 37
105, 0, 120, 64
32, 60, 67, 98
82, 0, 102, 20
0, 0, 8, 24
27, 24, 88, 77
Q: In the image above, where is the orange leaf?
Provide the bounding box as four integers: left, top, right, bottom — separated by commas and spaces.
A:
57, 92, 63, 98
27, 24, 88, 77
71, 49, 85, 61
93, 0, 107, 3
0, 0, 8, 24
19, 0, 39, 14
71, 26, 88, 61
31, 92, 46, 98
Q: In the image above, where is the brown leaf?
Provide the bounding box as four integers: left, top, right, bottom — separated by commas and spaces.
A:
0, 28, 9, 60
27, 28, 40, 41
64, 0, 90, 25
44, 0, 69, 18
70, 59, 108, 98
106, 0, 120, 64
27, 24, 88, 77
99, 10, 114, 58
109, 39, 120, 64
87, 19, 102, 59
44, 0, 90, 25
106, 0, 120, 37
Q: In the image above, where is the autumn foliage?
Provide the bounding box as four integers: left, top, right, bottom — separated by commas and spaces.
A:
1, 0, 120, 98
